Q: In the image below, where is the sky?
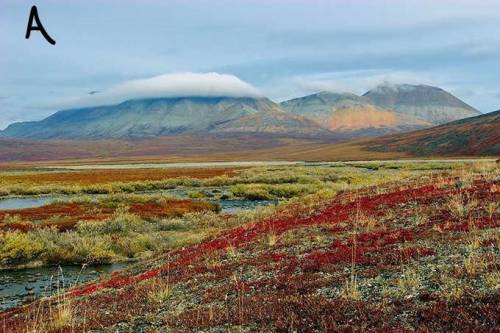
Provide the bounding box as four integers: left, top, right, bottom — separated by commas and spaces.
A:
1, 0, 500, 129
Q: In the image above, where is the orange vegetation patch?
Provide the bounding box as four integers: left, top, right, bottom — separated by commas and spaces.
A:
0, 200, 218, 232
0, 203, 113, 232
130, 200, 218, 219
1, 168, 240, 185
324, 105, 430, 131
0, 203, 112, 223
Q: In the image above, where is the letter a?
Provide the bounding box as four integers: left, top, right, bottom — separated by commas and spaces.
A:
26, 6, 56, 45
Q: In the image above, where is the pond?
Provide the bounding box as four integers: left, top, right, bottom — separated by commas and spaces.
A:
0, 196, 54, 210
0, 191, 276, 311
0, 263, 129, 311
217, 198, 275, 213
0, 193, 276, 214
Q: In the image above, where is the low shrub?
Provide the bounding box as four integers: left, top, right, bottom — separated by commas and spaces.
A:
77, 207, 147, 235
231, 184, 273, 200
0, 231, 44, 265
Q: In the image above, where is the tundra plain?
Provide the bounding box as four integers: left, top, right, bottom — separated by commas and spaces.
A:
0, 159, 498, 332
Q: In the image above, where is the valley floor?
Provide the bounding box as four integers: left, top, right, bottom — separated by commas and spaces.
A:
0, 160, 498, 332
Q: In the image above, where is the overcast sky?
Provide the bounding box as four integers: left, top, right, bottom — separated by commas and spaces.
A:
1, 0, 500, 129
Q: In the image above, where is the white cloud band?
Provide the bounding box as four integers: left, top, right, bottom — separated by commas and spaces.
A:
60, 72, 263, 109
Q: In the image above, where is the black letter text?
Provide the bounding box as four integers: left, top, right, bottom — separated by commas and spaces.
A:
25, 6, 56, 45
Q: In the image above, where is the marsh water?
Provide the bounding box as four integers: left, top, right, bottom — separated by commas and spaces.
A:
0, 196, 54, 210
0, 191, 276, 310
0, 263, 129, 310
0, 188, 275, 214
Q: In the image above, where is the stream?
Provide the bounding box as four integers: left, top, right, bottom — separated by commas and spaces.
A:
0, 191, 276, 214
0, 263, 129, 310
0, 192, 276, 310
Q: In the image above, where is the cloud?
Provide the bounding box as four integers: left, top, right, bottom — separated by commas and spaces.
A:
58, 72, 263, 109
276, 69, 438, 99
2, 1, 500, 123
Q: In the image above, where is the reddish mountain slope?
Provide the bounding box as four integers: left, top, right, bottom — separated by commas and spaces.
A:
368, 110, 500, 156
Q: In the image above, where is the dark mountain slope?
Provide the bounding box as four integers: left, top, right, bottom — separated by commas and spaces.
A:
368, 110, 500, 156
363, 84, 481, 124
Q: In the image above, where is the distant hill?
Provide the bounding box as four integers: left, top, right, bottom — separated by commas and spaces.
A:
1, 97, 329, 139
363, 84, 481, 124
368, 110, 500, 156
280, 91, 431, 136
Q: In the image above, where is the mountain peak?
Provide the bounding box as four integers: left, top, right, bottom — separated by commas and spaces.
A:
280, 91, 365, 115
363, 83, 480, 124
280, 91, 431, 137
315, 91, 360, 98
366, 83, 446, 95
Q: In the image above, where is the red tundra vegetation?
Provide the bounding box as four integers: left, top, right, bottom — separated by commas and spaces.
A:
1, 175, 498, 332
0, 199, 218, 232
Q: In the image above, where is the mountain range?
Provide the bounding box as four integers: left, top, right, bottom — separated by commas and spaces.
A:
0, 83, 482, 140
1, 109, 497, 163
1, 97, 335, 139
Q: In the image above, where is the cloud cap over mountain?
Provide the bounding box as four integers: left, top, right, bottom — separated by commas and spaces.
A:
60, 73, 263, 109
